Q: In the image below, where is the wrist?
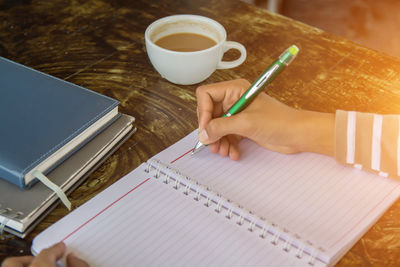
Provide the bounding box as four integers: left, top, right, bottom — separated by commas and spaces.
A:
294, 109, 335, 157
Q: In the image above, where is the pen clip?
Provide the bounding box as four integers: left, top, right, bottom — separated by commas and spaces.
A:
245, 64, 279, 100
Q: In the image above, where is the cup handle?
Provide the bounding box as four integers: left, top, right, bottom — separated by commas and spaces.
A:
216, 41, 247, 69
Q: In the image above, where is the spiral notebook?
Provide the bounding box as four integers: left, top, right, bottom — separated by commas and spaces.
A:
32, 130, 400, 266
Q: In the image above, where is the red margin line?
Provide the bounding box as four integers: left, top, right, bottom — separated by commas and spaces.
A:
62, 178, 151, 242
329, 183, 400, 249
170, 148, 193, 164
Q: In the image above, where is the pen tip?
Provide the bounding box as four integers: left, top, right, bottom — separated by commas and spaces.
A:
192, 141, 205, 155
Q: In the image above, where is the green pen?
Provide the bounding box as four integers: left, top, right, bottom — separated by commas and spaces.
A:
192, 44, 299, 154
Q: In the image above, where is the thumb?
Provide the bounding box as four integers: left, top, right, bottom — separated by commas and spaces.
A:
199, 116, 245, 144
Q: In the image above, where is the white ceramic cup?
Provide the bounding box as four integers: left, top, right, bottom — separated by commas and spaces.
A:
145, 14, 247, 85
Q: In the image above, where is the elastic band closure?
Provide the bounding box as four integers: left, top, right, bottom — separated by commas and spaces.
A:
0, 209, 10, 234
0, 209, 22, 235
33, 170, 71, 210
0, 217, 10, 234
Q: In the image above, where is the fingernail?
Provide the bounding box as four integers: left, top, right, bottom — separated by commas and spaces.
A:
199, 129, 208, 143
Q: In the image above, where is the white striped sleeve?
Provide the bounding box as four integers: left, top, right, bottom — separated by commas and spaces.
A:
371, 114, 382, 171
398, 116, 400, 176
335, 110, 400, 181
346, 111, 356, 164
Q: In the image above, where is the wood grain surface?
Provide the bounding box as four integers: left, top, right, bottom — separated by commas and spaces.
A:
1, 0, 400, 265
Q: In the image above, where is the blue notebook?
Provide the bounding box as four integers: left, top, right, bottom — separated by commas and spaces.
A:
0, 57, 119, 189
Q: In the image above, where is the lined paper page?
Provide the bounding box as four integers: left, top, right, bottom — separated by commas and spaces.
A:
154, 131, 400, 262
32, 163, 325, 267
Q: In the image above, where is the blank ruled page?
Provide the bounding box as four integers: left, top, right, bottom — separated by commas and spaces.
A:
32, 163, 325, 267
154, 131, 400, 261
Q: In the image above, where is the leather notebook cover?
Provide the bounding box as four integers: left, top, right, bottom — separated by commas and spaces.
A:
0, 57, 119, 188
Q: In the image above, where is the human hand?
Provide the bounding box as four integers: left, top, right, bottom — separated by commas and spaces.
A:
196, 79, 335, 160
1, 242, 88, 267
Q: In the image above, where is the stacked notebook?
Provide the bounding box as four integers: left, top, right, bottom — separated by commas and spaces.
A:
0, 57, 135, 237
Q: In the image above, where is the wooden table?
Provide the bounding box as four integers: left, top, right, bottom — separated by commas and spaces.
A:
1, 0, 400, 265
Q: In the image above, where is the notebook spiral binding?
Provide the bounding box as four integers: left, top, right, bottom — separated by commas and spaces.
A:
0, 207, 23, 234
146, 159, 327, 266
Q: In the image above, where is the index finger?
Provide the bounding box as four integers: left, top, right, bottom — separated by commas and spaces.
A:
196, 79, 250, 130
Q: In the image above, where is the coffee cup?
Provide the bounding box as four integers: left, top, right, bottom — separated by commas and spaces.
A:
145, 14, 246, 85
